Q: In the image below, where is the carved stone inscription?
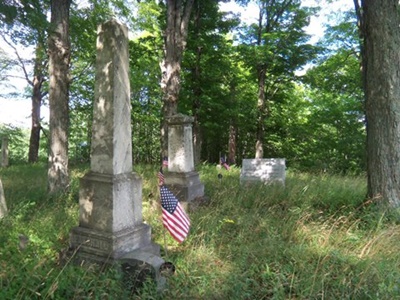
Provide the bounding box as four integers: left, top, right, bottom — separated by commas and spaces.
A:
72, 235, 110, 252
240, 158, 286, 185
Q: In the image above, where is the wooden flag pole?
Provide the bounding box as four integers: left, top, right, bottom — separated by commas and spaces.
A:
157, 167, 176, 276
163, 226, 169, 259
157, 167, 169, 259
157, 184, 168, 258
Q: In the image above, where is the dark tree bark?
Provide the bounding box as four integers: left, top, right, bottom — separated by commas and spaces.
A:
0, 178, 7, 219
228, 122, 237, 165
362, 0, 400, 207
254, 0, 293, 158
0, 6, 48, 164
255, 65, 267, 159
47, 0, 71, 194
1, 36, 47, 164
192, 1, 202, 165
28, 77, 42, 163
255, 3, 267, 159
160, 0, 194, 159
28, 49, 45, 163
353, 0, 366, 93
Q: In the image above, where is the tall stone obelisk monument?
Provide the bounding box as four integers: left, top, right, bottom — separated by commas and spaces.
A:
69, 19, 159, 264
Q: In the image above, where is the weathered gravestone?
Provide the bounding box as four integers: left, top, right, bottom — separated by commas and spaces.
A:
240, 158, 286, 185
0, 179, 7, 219
164, 114, 205, 209
1, 136, 9, 168
69, 19, 165, 290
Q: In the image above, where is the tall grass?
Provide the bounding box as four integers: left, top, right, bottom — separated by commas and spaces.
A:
0, 163, 399, 299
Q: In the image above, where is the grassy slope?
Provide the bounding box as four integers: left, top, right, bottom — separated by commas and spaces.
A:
0, 163, 399, 299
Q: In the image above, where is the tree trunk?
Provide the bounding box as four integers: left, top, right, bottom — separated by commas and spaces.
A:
192, 114, 201, 165
255, 66, 267, 158
228, 121, 237, 165
28, 53, 44, 163
161, 100, 177, 159
363, 0, 400, 207
0, 179, 7, 219
255, 3, 266, 159
192, 2, 202, 165
47, 0, 71, 194
1, 137, 9, 167
160, 0, 194, 159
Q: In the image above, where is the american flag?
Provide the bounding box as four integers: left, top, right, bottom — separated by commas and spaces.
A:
220, 157, 230, 170
162, 156, 168, 168
158, 169, 190, 243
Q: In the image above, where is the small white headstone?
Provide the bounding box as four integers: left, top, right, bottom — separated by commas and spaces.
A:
240, 158, 286, 185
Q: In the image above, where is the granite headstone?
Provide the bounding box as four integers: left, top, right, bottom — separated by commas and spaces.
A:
164, 114, 205, 208
240, 158, 286, 185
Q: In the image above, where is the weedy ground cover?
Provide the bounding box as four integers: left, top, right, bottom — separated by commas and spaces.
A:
0, 163, 399, 299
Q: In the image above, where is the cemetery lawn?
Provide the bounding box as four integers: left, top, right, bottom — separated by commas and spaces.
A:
1, 163, 400, 299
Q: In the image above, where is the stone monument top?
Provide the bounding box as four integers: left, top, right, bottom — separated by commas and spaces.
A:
166, 114, 194, 125
90, 19, 132, 175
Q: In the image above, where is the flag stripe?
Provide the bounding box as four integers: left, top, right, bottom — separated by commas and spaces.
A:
162, 206, 189, 232
162, 215, 187, 237
162, 213, 187, 242
174, 206, 190, 228
162, 207, 189, 242
163, 157, 168, 167
162, 207, 189, 234
220, 157, 230, 170
163, 223, 185, 242
162, 203, 190, 232
159, 178, 190, 243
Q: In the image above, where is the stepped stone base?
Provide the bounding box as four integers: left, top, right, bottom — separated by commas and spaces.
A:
69, 225, 166, 292
69, 224, 160, 263
165, 171, 205, 204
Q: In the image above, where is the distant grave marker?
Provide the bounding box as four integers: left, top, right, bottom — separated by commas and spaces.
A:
240, 158, 286, 185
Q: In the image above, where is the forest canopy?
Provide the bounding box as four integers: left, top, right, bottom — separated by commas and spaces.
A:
0, 0, 364, 174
